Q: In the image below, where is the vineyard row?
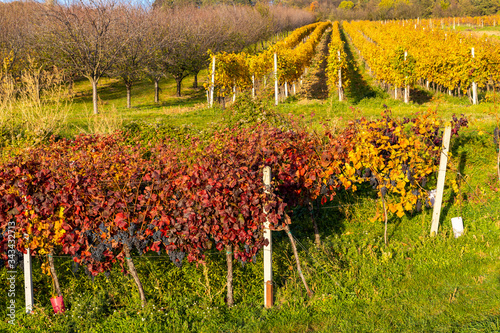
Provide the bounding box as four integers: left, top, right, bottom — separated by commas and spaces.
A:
0, 110, 467, 308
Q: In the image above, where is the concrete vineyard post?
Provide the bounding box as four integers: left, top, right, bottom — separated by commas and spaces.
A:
274, 53, 278, 106
472, 48, 478, 105
263, 166, 273, 308
252, 74, 255, 99
430, 126, 452, 236
404, 51, 409, 104
24, 234, 33, 314
338, 50, 343, 101
210, 56, 215, 107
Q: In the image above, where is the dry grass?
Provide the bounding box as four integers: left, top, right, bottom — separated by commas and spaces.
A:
0, 61, 70, 144
78, 103, 123, 135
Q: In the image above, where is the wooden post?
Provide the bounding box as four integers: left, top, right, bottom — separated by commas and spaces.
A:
274, 53, 279, 106
284, 81, 288, 98
263, 166, 273, 308
232, 84, 236, 103
210, 56, 216, 107
471, 48, 478, 105
24, 234, 33, 314
430, 126, 452, 236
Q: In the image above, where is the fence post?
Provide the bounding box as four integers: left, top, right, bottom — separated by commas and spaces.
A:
209, 56, 216, 107
24, 234, 33, 314
471, 48, 478, 105
263, 166, 273, 308
338, 50, 343, 102
430, 126, 452, 236
252, 74, 255, 99
274, 53, 279, 106
404, 51, 409, 104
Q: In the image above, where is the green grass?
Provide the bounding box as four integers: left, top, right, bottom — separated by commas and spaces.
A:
444, 24, 500, 32
2, 41, 500, 332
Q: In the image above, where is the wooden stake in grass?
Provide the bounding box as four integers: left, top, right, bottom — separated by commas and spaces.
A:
430, 126, 452, 236
283, 224, 313, 299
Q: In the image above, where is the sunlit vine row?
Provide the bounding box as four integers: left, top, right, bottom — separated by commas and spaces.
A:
0, 110, 468, 306
326, 21, 350, 98
208, 22, 331, 98
343, 20, 500, 98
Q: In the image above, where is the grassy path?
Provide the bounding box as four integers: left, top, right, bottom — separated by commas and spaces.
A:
338, 24, 385, 104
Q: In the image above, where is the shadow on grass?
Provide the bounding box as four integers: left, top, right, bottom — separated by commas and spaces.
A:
339, 27, 382, 104
73, 77, 207, 111
410, 87, 433, 105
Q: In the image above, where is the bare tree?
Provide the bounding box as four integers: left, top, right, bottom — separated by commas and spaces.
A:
111, 7, 152, 108
144, 9, 170, 104
43, 0, 134, 114
0, 1, 37, 80
160, 7, 209, 97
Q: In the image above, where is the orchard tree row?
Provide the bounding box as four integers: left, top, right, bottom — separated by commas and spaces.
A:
0, 0, 315, 114
0, 109, 467, 308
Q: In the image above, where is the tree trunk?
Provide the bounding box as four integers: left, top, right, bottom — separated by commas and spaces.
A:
124, 245, 147, 308
284, 225, 313, 298
202, 262, 211, 298
175, 77, 183, 97
226, 244, 234, 307
126, 83, 132, 109
192, 73, 198, 89
48, 251, 62, 297
309, 202, 321, 247
91, 78, 99, 115
382, 194, 388, 246
68, 79, 74, 96
154, 78, 160, 104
